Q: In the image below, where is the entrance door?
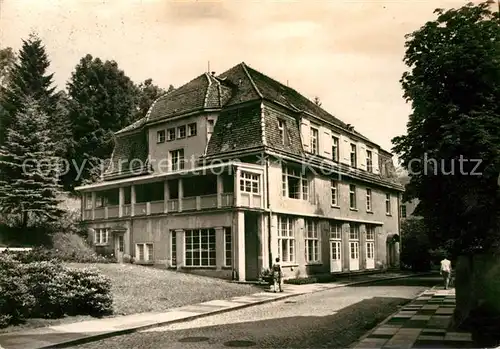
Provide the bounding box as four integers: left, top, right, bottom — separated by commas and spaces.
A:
366, 242, 375, 269
330, 240, 342, 272
115, 234, 125, 263
349, 241, 359, 271
244, 212, 260, 281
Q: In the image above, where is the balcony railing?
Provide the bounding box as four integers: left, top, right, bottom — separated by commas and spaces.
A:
84, 192, 237, 220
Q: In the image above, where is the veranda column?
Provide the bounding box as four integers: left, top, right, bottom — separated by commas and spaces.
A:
130, 185, 136, 216
234, 211, 245, 281
118, 187, 124, 217
178, 178, 183, 212
216, 174, 223, 208
163, 181, 169, 213
215, 227, 225, 271
234, 167, 241, 207
91, 192, 96, 220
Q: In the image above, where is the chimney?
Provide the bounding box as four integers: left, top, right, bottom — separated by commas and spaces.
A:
211, 71, 215, 76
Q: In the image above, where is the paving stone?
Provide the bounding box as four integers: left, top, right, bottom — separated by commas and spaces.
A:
354, 337, 388, 348
422, 304, 440, 310
372, 327, 400, 336
418, 335, 446, 341
421, 328, 446, 334
435, 308, 454, 315
411, 315, 432, 321
444, 332, 472, 341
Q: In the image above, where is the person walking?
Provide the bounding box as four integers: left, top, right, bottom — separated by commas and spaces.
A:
272, 257, 283, 293
440, 255, 452, 289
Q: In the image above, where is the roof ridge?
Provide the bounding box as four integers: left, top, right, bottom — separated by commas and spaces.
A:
203, 72, 211, 108
241, 62, 263, 99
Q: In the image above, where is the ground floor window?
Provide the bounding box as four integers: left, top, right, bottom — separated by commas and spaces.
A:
224, 227, 232, 267
94, 228, 109, 245
185, 229, 216, 266
136, 243, 154, 261
278, 215, 295, 263
170, 230, 177, 266
305, 219, 320, 263
349, 241, 359, 259
366, 241, 374, 259
117, 235, 124, 252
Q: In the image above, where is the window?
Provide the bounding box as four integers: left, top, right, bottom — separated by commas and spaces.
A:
329, 222, 342, 240
188, 123, 197, 137
331, 180, 338, 206
332, 136, 339, 162
185, 229, 216, 267
310, 127, 319, 155
282, 166, 308, 200
349, 184, 357, 209
224, 228, 232, 267
240, 172, 260, 193
366, 189, 372, 212
366, 242, 374, 259
349, 224, 360, 240
385, 194, 391, 215
207, 119, 215, 135
135, 243, 154, 261
366, 150, 373, 172
94, 228, 109, 245
305, 219, 320, 263
350, 143, 357, 167
171, 230, 177, 267
118, 235, 124, 252
401, 205, 407, 218
157, 130, 165, 143
95, 193, 104, 208
167, 128, 176, 141
84, 193, 92, 209
170, 149, 185, 171
278, 119, 285, 145
277, 216, 295, 263
366, 225, 375, 241
177, 125, 186, 139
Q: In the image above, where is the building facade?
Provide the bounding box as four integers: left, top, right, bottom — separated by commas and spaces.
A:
75, 62, 404, 281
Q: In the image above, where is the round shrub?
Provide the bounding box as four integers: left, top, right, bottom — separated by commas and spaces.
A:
65, 268, 113, 317
122, 254, 131, 263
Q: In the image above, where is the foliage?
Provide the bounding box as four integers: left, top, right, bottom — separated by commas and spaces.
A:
0, 34, 57, 146
0, 98, 63, 228
0, 47, 16, 89
400, 218, 432, 272
392, 1, 500, 256
0, 253, 113, 328
135, 78, 166, 119
63, 54, 140, 190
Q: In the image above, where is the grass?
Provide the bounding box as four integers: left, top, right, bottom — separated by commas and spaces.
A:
0, 263, 261, 333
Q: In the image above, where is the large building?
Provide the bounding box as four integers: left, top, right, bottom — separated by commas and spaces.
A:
75, 62, 404, 281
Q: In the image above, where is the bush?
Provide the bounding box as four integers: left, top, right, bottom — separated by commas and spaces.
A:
65, 268, 113, 317
0, 255, 36, 326
285, 277, 318, 285
0, 253, 114, 327
123, 254, 131, 263
400, 218, 432, 272
51, 232, 115, 263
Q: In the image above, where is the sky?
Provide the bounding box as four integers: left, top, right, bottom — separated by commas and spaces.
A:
0, 0, 479, 153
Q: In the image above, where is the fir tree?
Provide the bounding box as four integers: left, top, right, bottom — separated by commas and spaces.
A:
0, 34, 56, 146
0, 98, 63, 228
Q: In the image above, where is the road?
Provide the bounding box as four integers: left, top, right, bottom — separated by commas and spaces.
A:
74, 276, 439, 349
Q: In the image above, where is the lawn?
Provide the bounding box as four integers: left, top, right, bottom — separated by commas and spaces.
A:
0, 263, 260, 333
66, 263, 261, 315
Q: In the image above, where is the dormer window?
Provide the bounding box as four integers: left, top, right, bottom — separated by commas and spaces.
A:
277, 119, 285, 145
366, 149, 373, 172
207, 119, 214, 134
177, 125, 186, 139
167, 128, 176, 141
350, 143, 357, 168
157, 130, 165, 143
332, 135, 339, 162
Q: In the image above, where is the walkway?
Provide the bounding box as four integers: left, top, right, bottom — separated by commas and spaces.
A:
0, 271, 430, 349
351, 288, 476, 348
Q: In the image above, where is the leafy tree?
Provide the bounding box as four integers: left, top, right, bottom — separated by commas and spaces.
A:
63, 54, 138, 190
392, 1, 500, 256
0, 98, 63, 229
0, 34, 57, 146
135, 78, 166, 119
0, 47, 16, 90
400, 218, 431, 271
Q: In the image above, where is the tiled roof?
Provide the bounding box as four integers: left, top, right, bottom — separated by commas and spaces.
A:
147, 73, 233, 122
104, 131, 149, 178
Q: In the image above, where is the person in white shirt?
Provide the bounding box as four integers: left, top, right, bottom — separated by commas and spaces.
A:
440, 256, 452, 289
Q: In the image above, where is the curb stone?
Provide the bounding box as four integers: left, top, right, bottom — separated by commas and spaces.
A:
20, 272, 435, 349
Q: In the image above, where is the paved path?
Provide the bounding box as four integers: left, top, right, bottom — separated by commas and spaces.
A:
0, 272, 430, 349
72, 275, 438, 349
350, 288, 477, 348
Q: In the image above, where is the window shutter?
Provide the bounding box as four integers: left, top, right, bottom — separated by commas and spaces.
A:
321, 129, 332, 158
300, 119, 310, 151
341, 136, 350, 164
359, 144, 366, 170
